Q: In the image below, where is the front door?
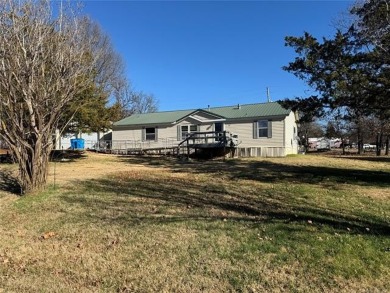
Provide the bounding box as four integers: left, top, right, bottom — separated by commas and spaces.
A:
214, 122, 224, 141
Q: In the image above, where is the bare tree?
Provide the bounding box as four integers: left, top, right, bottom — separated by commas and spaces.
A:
56, 22, 127, 137
297, 120, 324, 152
87, 21, 126, 96
112, 78, 133, 118
113, 78, 158, 119
325, 109, 352, 155
351, 0, 390, 54
0, 0, 118, 193
130, 91, 158, 115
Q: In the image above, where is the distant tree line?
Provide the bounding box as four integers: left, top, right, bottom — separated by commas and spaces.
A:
280, 0, 389, 156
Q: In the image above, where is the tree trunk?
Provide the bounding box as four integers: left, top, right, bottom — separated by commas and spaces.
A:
385, 136, 389, 156
12, 135, 53, 194
376, 133, 380, 156
357, 126, 363, 155
304, 129, 309, 153
376, 132, 383, 156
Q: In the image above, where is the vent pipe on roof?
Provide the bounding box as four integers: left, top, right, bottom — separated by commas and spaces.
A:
208, 105, 210, 111
266, 87, 272, 102
237, 104, 241, 109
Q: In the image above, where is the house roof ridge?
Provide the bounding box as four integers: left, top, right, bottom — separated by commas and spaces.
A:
132, 101, 281, 114
130, 108, 194, 115
206, 101, 279, 110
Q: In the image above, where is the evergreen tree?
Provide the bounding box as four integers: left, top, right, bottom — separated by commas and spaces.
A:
280, 0, 389, 155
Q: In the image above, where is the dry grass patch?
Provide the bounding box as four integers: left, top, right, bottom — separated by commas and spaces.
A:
0, 152, 389, 292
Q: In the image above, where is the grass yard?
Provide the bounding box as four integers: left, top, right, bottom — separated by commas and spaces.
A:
0, 152, 389, 292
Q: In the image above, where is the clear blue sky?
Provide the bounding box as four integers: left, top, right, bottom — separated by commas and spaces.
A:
83, 0, 352, 111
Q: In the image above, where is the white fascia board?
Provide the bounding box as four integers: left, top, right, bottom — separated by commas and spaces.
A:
188, 116, 226, 123
172, 117, 226, 124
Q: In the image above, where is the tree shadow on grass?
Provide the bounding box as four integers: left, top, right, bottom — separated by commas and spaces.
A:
339, 156, 390, 163
0, 169, 21, 194
50, 150, 88, 162
60, 171, 390, 236
117, 156, 390, 188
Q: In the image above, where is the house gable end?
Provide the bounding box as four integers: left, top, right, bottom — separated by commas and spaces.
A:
175, 109, 226, 124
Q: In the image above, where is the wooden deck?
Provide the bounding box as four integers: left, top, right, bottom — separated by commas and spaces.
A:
0, 148, 9, 155
178, 131, 238, 158
0, 148, 12, 163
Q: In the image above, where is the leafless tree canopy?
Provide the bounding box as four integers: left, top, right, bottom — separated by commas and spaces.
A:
352, 0, 390, 54
0, 0, 119, 193
113, 79, 159, 119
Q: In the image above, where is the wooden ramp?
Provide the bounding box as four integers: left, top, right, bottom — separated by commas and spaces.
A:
108, 147, 179, 156
96, 132, 239, 159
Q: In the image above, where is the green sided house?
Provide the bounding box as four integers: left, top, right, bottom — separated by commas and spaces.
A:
112, 102, 299, 157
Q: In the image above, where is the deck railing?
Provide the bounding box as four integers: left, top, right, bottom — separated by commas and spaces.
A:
178, 131, 238, 148
87, 137, 178, 152
59, 133, 239, 157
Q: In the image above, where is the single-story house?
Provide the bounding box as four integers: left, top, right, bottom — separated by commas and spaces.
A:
112, 102, 299, 157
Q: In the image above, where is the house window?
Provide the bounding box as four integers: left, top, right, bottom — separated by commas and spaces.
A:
254, 120, 272, 138
180, 124, 198, 139
258, 120, 269, 138
145, 127, 156, 141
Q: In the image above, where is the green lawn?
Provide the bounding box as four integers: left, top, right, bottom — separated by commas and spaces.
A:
0, 153, 389, 292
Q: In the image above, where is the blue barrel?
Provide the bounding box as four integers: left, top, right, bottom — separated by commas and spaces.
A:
70, 138, 85, 150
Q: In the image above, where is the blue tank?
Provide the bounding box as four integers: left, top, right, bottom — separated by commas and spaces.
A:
70, 139, 85, 150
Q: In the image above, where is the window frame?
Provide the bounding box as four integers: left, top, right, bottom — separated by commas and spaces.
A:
254, 120, 272, 139
179, 124, 199, 140
143, 127, 157, 141
144, 127, 157, 141
257, 120, 269, 138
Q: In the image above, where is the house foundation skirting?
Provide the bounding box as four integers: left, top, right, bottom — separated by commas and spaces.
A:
235, 147, 286, 158
88, 140, 288, 158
